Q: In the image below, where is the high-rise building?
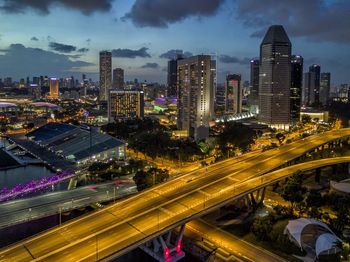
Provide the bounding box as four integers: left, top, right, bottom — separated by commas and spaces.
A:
167, 55, 183, 97
303, 72, 316, 105
99, 51, 112, 101
309, 64, 321, 104
225, 74, 242, 114
113, 68, 124, 90
249, 59, 259, 114
320, 72, 331, 105
177, 55, 215, 140
49, 78, 59, 99
258, 25, 291, 130
108, 90, 144, 122
290, 55, 303, 125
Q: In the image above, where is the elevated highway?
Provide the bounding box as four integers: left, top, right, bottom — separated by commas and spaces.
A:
1, 128, 350, 261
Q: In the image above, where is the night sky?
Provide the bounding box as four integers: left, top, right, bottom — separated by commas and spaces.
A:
0, 0, 349, 85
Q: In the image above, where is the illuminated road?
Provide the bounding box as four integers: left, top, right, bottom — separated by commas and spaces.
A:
1, 128, 350, 261
0, 181, 136, 229
186, 219, 287, 262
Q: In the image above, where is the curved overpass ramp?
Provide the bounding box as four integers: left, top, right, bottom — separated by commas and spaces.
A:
1, 129, 350, 261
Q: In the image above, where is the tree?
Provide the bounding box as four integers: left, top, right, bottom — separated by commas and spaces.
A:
301, 114, 312, 124
251, 215, 275, 241
275, 132, 286, 145
305, 190, 323, 208
133, 168, 169, 191
281, 171, 305, 215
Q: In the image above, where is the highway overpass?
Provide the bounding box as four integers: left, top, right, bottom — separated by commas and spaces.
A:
1, 128, 350, 261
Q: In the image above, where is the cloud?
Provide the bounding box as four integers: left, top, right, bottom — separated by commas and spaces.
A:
159, 49, 193, 59
141, 63, 159, 69
111, 47, 151, 58
49, 42, 76, 53
0, 0, 113, 15
77, 48, 89, 53
235, 0, 350, 44
123, 0, 224, 28
0, 43, 93, 79
30, 36, 39, 41
219, 55, 251, 65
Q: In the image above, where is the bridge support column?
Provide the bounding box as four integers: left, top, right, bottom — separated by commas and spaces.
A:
140, 225, 186, 262
67, 178, 78, 190
315, 168, 321, 183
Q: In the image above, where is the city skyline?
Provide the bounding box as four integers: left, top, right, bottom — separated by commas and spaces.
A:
0, 0, 349, 84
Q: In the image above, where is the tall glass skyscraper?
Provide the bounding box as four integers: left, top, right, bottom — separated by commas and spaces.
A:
290, 55, 303, 125
258, 25, 291, 130
309, 64, 321, 104
99, 51, 112, 101
249, 59, 259, 114
320, 72, 331, 105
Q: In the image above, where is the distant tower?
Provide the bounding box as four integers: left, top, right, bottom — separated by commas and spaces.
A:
167, 55, 183, 97
303, 72, 315, 105
113, 68, 124, 90
49, 78, 59, 99
320, 72, 331, 105
225, 74, 242, 114
177, 55, 215, 140
99, 51, 112, 101
249, 59, 259, 114
258, 25, 291, 130
309, 64, 321, 105
290, 55, 303, 125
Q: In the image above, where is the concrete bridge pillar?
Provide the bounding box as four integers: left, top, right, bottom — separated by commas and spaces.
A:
140, 225, 186, 262
67, 178, 78, 190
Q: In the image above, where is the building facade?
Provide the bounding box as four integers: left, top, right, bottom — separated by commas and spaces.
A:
108, 90, 144, 122
290, 55, 303, 125
49, 78, 59, 99
258, 25, 291, 130
309, 64, 321, 104
99, 51, 112, 101
225, 74, 242, 114
249, 59, 259, 114
113, 68, 124, 90
320, 72, 331, 105
177, 55, 215, 140
167, 55, 183, 97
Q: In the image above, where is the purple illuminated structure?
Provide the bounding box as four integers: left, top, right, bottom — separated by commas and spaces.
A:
0, 170, 74, 203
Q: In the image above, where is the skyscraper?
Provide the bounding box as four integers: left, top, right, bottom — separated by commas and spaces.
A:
49, 78, 59, 99
320, 72, 331, 105
303, 72, 316, 105
309, 64, 321, 104
258, 25, 292, 130
177, 55, 215, 141
225, 74, 242, 114
290, 55, 303, 125
249, 59, 259, 114
167, 55, 183, 97
99, 51, 112, 101
113, 68, 124, 90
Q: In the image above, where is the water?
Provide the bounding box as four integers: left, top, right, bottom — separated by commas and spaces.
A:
0, 165, 54, 189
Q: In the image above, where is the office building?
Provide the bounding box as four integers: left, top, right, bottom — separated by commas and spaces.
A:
309, 64, 321, 104
167, 55, 183, 97
320, 72, 331, 105
303, 72, 316, 105
249, 59, 259, 114
258, 25, 291, 130
113, 68, 124, 90
108, 90, 144, 122
225, 74, 242, 114
49, 78, 59, 99
177, 55, 215, 140
99, 51, 112, 101
290, 55, 303, 125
